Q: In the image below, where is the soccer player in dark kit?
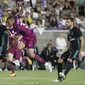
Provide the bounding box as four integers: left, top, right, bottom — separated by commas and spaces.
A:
52, 18, 84, 82
0, 18, 8, 71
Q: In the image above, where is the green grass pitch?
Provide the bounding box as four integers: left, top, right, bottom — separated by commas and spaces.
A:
0, 69, 85, 85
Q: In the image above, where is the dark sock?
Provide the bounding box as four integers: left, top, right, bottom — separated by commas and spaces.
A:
57, 63, 63, 80
64, 61, 73, 76
76, 60, 81, 69
20, 62, 24, 70
8, 61, 14, 73
34, 55, 46, 64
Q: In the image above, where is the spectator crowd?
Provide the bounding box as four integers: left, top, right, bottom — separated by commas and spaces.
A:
0, 0, 85, 30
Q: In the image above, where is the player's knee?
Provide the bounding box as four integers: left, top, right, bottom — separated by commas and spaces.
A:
57, 58, 63, 63
29, 52, 35, 58
7, 53, 14, 61
18, 46, 24, 49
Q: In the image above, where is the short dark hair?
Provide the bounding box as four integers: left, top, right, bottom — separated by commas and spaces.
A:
68, 17, 74, 22
7, 15, 14, 21
47, 43, 52, 47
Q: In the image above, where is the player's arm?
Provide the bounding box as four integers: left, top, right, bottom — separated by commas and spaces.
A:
77, 36, 84, 61
75, 28, 84, 60
67, 33, 71, 51
15, 35, 23, 41
66, 41, 70, 50
79, 36, 84, 56
76, 28, 84, 52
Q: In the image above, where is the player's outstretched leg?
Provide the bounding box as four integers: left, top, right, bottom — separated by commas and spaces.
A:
52, 63, 63, 82
27, 49, 52, 72
64, 61, 73, 77
59, 60, 73, 81
34, 54, 52, 72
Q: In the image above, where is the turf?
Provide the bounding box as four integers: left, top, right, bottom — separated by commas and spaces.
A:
0, 69, 85, 85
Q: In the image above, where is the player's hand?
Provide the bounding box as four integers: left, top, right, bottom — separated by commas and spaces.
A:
78, 51, 82, 61
58, 58, 63, 63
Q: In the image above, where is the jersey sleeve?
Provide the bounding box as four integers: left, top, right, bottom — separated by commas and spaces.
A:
17, 24, 31, 37
0, 25, 7, 32
75, 28, 83, 38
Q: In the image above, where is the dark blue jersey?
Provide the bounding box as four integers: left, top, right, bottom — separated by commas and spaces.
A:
67, 26, 83, 50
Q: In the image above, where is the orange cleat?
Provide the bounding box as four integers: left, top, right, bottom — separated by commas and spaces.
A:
27, 57, 32, 65
9, 73, 16, 77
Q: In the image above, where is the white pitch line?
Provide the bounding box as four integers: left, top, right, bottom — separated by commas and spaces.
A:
0, 77, 52, 80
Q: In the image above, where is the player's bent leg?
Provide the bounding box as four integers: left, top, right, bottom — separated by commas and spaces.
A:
27, 49, 46, 64
64, 59, 73, 76
27, 48, 36, 58
27, 48, 52, 72
7, 53, 16, 77
57, 63, 63, 81
22, 56, 32, 65
59, 58, 72, 80
58, 58, 73, 81
7, 53, 14, 62
15, 49, 22, 61
17, 41, 32, 65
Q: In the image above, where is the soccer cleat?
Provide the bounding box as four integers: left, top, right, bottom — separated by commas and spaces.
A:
52, 79, 59, 82
13, 60, 20, 66
45, 62, 52, 72
0, 68, 2, 71
9, 73, 16, 77
27, 57, 32, 65
52, 78, 63, 82
59, 72, 65, 80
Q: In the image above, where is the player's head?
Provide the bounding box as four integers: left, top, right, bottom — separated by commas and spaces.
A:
66, 18, 74, 28
6, 16, 15, 28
